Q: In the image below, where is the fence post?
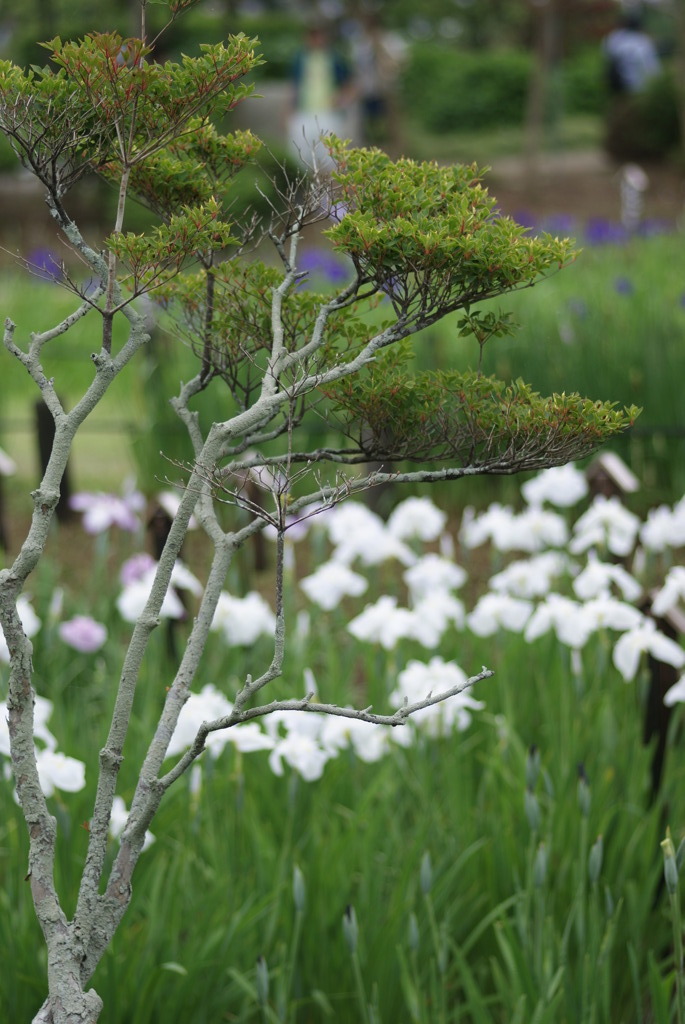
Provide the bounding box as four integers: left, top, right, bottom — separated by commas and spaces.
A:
0, 476, 8, 550
35, 399, 73, 521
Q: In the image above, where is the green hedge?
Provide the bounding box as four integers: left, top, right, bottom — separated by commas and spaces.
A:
401, 46, 533, 133
605, 69, 681, 160
401, 44, 611, 133
563, 47, 608, 116
161, 13, 303, 80
6, 8, 304, 81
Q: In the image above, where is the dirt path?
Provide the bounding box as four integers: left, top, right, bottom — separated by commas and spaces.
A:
485, 148, 685, 227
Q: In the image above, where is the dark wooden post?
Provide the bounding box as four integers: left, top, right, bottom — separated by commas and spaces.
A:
585, 451, 640, 502
642, 598, 685, 797
0, 475, 9, 551
35, 399, 73, 521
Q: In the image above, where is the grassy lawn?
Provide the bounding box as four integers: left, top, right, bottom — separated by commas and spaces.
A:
403, 113, 604, 166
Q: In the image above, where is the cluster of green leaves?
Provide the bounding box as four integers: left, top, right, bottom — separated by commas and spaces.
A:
107, 199, 236, 291
0, 24, 639, 480
158, 260, 384, 409
48, 32, 259, 151
0, 31, 261, 197
456, 308, 519, 373
425, 231, 685, 501
0, 58, 103, 194
323, 360, 639, 470
98, 123, 261, 219
325, 142, 575, 330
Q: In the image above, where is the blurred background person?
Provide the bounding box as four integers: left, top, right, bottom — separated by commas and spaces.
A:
287, 18, 357, 173
603, 6, 663, 161
604, 6, 661, 96
348, 11, 407, 152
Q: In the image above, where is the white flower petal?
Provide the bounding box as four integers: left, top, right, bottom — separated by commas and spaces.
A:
35, 749, 86, 796
664, 675, 685, 706
0, 446, 17, 476
612, 631, 644, 681
300, 562, 367, 611
403, 554, 467, 600
386, 496, 447, 542
521, 464, 588, 508
210, 591, 276, 646
467, 593, 532, 637
170, 561, 203, 596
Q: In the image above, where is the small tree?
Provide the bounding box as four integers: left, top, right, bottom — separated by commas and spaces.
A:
0, 5, 637, 1022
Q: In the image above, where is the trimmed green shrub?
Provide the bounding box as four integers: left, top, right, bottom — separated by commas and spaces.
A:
605, 69, 681, 161
401, 45, 532, 133
161, 13, 304, 80
401, 44, 611, 134
563, 47, 608, 117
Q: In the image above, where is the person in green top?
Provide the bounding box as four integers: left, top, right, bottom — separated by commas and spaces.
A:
288, 20, 355, 172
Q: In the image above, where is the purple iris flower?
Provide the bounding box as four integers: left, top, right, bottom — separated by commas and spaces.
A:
58, 615, 107, 653
637, 218, 672, 239
69, 483, 145, 534
298, 248, 350, 287
512, 210, 537, 231
542, 214, 576, 237
584, 219, 628, 247
567, 298, 588, 319
120, 552, 157, 586
613, 276, 634, 296
27, 248, 62, 282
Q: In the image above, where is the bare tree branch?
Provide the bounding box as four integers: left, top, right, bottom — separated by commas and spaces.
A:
156, 668, 495, 793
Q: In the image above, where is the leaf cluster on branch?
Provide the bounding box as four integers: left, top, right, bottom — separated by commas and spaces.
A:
324, 141, 576, 329
323, 362, 640, 472
0, 31, 260, 196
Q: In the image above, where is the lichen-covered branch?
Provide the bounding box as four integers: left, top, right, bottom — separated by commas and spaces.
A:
157, 667, 495, 794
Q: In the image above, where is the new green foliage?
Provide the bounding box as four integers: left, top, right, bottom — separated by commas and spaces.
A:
324, 365, 638, 469
325, 143, 575, 322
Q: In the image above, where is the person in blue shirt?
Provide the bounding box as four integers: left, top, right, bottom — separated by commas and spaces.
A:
603, 9, 664, 160
604, 9, 660, 95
